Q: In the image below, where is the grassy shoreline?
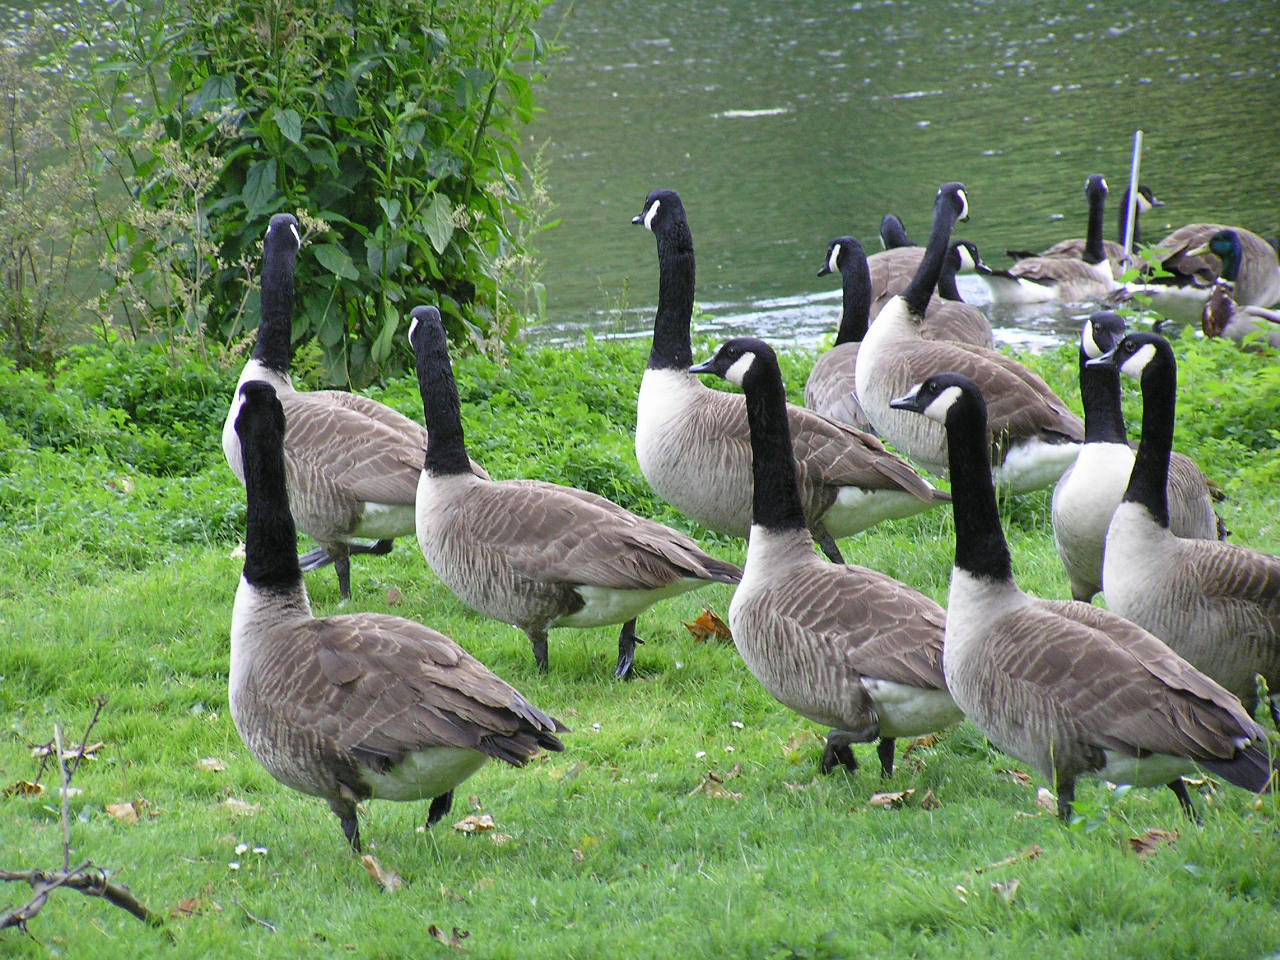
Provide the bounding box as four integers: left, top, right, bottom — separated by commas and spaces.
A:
1, 331, 1277, 958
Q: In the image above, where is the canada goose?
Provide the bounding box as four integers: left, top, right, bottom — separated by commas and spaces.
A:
221, 213, 486, 600
1004, 180, 1165, 280
229, 379, 564, 852
1089, 332, 1280, 727
855, 182, 1084, 493
879, 213, 913, 249
1196, 230, 1280, 350
977, 176, 1117, 304
691, 337, 962, 776
867, 240, 994, 348
410, 306, 741, 679
631, 188, 949, 565
1052, 312, 1225, 602
889, 372, 1273, 819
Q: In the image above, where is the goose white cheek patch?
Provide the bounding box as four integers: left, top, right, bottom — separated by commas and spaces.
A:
827, 245, 841, 274
724, 352, 756, 386
956, 189, 970, 221
289, 223, 301, 246
1081, 320, 1102, 359
643, 199, 661, 231
1119, 343, 1156, 380
406, 316, 420, 346
923, 384, 963, 423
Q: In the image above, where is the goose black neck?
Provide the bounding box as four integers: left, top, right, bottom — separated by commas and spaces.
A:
944, 397, 1012, 581
1083, 183, 1107, 265
903, 199, 959, 317
741, 359, 808, 534
835, 250, 872, 345
1123, 351, 1175, 528
648, 217, 695, 371
1078, 351, 1127, 444
937, 250, 962, 302
413, 324, 474, 476
240, 402, 303, 592
253, 236, 298, 376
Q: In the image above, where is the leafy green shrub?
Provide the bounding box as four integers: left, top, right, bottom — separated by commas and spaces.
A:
72, 0, 553, 385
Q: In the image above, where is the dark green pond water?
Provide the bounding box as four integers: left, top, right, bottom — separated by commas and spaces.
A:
527, 0, 1280, 348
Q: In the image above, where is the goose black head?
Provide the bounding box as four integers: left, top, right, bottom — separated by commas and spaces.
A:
632, 188, 686, 233
889, 371, 983, 426
879, 213, 912, 249
1081, 310, 1126, 359
818, 237, 863, 277
1133, 184, 1164, 212
689, 336, 776, 388
947, 240, 983, 275
937, 182, 971, 224
1085, 173, 1108, 200
407, 304, 447, 356
1087, 330, 1171, 381
265, 213, 301, 261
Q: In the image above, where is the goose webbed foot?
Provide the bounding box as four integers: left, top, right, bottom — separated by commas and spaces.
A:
615, 619, 643, 680
877, 738, 897, 778
426, 791, 454, 828
815, 530, 846, 564
299, 546, 333, 571
1167, 779, 1202, 823
348, 539, 395, 558
329, 798, 362, 852
821, 730, 860, 775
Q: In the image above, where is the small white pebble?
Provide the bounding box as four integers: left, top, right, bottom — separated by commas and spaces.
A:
730, 721, 744, 729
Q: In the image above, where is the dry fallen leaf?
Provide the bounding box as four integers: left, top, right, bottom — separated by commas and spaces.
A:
1035, 787, 1057, 814
571, 848, 585, 862
106, 800, 148, 824
386, 586, 405, 606
869, 789, 916, 809
919, 788, 941, 810
221, 797, 259, 816
998, 769, 1034, 787
1129, 828, 1178, 861
361, 854, 404, 893
427, 924, 470, 951
688, 770, 743, 801
991, 878, 1020, 904
902, 734, 941, 757
452, 814, 496, 834
30, 740, 104, 761
682, 608, 732, 643
170, 897, 214, 918
195, 757, 228, 773
975, 844, 1044, 874
3, 780, 45, 798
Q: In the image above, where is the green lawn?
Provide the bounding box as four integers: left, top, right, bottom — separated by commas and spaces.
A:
1, 332, 1277, 959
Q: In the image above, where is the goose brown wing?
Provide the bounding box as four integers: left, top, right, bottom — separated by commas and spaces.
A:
990, 602, 1262, 762
1181, 539, 1280, 612
456, 480, 741, 590
268, 614, 565, 770
765, 564, 948, 690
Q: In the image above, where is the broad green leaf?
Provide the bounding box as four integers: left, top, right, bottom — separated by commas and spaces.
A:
313, 243, 360, 281
370, 303, 399, 364
242, 159, 278, 215
276, 108, 303, 143
422, 194, 454, 254
377, 197, 401, 224
367, 240, 408, 276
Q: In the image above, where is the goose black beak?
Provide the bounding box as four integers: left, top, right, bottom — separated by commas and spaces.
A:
1085, 345, 1118, 367
631, 214, 644, 225
688, 358, 716, 375
816, 265, 832, 277
888, 386, 923, 412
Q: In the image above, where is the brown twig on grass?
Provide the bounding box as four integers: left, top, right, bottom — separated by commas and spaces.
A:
0, 696, 162, 934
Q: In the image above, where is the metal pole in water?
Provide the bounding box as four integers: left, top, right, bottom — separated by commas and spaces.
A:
1122, 130, 1143, 272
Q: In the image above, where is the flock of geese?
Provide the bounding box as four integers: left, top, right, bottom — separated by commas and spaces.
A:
223, 174, 1278, 850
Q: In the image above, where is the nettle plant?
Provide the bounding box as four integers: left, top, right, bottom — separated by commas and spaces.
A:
75, 0, 552, 386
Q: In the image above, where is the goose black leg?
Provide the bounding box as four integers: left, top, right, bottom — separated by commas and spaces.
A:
615, 619, 643, 680
328, 543, 353, 600
426, 791, 455, 828
815, 530, 846, 564
1054, 772, 1076, 821
1167, 779, 1202, 823
877, 738, 897, 778
821, 730, 860, 775
529, 628, 550, 673
329, 798, 362, 852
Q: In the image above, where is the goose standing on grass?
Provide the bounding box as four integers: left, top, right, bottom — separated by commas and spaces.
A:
1196, 230, 1280, 350
691, 337, 962, 777
1090, 332, 1280, 727
410, 306, 741, 679
976, 175, 1117, 304
1052, 312, 1224, 602
221, 213, 486, 600
229, 379, 564, 853
889, 372, 1273, 820
1003, 179, 1164, 281
855, 182, 1084, 493
630, 189, 948, 565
